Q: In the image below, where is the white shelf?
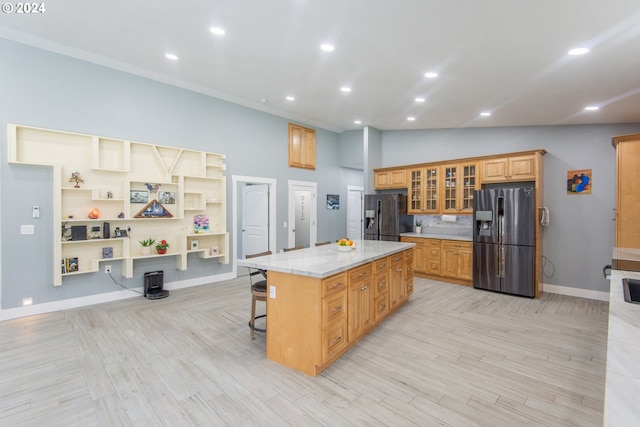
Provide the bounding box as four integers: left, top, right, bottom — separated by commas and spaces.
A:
9, 123, 228, 286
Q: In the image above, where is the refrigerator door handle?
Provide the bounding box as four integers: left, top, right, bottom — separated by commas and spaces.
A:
497, 244, 505, 278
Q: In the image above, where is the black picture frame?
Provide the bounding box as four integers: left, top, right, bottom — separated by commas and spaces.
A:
114, 228, 128, 238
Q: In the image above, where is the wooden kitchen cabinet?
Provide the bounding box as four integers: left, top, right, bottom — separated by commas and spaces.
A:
481, 155, 536, 183
374, 168, 407, 189
347, 264, 374, 342
442, 241, 473, 282
426, 239, 442, 276
389, 252, 405, 309
408, 166, 440, 214
441, 161, 477, 214
404, 250, 414, 300
373, 257, 390, 322
288, 123, 316, 170
400, 237, 426, 273
612, 134, 640, 248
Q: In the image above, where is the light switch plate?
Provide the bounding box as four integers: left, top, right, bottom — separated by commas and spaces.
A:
21, 225, 35, 235
269, 285, 276, 299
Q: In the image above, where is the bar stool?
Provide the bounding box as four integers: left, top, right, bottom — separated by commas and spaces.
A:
246, 251, 271, 339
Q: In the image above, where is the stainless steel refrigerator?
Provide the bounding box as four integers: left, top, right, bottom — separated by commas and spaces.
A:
364, 194, 413, 241
473, 188, 535, 297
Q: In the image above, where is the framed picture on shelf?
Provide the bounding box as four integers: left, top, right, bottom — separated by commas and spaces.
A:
191, 240, 199, 250
102, 247, 113, 259
66, 257, 79, 272
158, 191, 175, 204
130, 190, 148, 203
211, 246, 219, 256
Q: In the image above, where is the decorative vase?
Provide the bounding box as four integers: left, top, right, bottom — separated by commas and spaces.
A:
415, 226, 422, 234
141, 246, 151, 256
157, 249, 167, 255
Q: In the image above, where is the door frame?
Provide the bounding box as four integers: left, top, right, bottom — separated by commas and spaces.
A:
232, 175, 277, 277
288, 180, 317, 248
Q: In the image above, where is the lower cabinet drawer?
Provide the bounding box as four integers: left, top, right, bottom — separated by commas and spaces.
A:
322, 290, 346, 326
428, 261, 441, 275
322, 321, 347, 362
374, 292, 390, 321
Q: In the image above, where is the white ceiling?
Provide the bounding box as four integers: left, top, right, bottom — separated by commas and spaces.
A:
1, 0, 639, 133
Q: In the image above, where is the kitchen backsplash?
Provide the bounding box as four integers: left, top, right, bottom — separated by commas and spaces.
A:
414, 214, 472, 236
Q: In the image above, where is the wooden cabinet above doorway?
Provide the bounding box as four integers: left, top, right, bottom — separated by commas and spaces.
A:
288, 123, 316, 170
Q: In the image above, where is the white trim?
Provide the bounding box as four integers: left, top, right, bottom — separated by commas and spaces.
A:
0, 272, 234, 322
543, 283, 609, 302
231, 175, 277, 277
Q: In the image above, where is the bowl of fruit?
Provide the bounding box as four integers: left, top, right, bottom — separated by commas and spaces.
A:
336, 238, 356, 251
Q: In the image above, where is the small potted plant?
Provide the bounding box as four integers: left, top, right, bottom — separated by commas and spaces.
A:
139, 238, 155, 256
415, 220, 422, 234
155, 239, 169, 255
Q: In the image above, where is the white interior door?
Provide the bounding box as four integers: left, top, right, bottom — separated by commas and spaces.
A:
288, 180, 317, 248
347, 186, 364, 240
241, 184, 269, 258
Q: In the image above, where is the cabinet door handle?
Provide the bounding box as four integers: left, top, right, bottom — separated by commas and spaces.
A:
379, 303, 386, 310
396, 268, 403, 272
332, 282, 343, 288
361, 285, 368, 291
332, 305, 342, 313
331, 336, 343, 345
358, 272, 366, 277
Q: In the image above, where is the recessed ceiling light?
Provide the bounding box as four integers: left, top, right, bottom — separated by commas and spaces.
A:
321, 44, 335, 52
354, 120, 362, 124
480, 112, 491, 117
340, 87, 351, 93
424, 72, 438, 78
568, 47, 589, 56
585, 106, 599, 111
210, 27, 226, 36
407, 117, 416, 121
415, 97, 426, 103
165, 53, 178, 61
286, 96, 295, 101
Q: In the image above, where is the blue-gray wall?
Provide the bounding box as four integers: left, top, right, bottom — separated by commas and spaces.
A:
2, 37, 639, 310
381, 125, 640, 293
0, 39, 358, 309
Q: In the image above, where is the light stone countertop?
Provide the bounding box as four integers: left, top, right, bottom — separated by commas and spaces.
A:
400, 232, 473, 242
237, 239, 415, 279
604, 268, 640, 426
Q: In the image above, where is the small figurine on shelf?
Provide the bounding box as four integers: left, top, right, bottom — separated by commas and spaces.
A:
69, 172, 84, 188
155, 239, 169, 254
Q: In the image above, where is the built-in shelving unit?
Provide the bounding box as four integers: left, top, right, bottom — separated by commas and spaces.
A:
8, 123, 228, 286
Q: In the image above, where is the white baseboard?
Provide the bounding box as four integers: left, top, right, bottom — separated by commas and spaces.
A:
543, 283, 609, 302
0, 272, 236, 322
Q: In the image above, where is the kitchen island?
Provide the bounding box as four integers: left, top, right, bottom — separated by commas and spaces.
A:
604, 248, 640, 426
238, 240, 415, 376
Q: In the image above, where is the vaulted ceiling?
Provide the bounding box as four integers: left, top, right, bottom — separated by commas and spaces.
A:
1, 0, 639, 133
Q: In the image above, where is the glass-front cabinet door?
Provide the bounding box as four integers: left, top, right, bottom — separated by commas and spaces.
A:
460, 162, 477, 213
408, 168, 423, 213
423, 166, 439, 213
442, 165, 458, 212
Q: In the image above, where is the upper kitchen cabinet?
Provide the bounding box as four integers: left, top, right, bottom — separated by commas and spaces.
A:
441, 162, 477, 214
408, 166, 439, 214
374, 167, 407, 190
288, 123, 316, 170
612, 134, 640, 248
480, 154, 539, 183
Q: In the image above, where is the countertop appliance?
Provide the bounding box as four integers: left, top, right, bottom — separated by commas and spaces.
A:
364, 194, 413, 241
473, 187, 535, 297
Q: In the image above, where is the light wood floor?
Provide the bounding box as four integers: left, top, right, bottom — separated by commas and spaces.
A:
0, 277, 608, 426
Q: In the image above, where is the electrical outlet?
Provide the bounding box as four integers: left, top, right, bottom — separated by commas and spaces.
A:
104, 265, 111, 274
